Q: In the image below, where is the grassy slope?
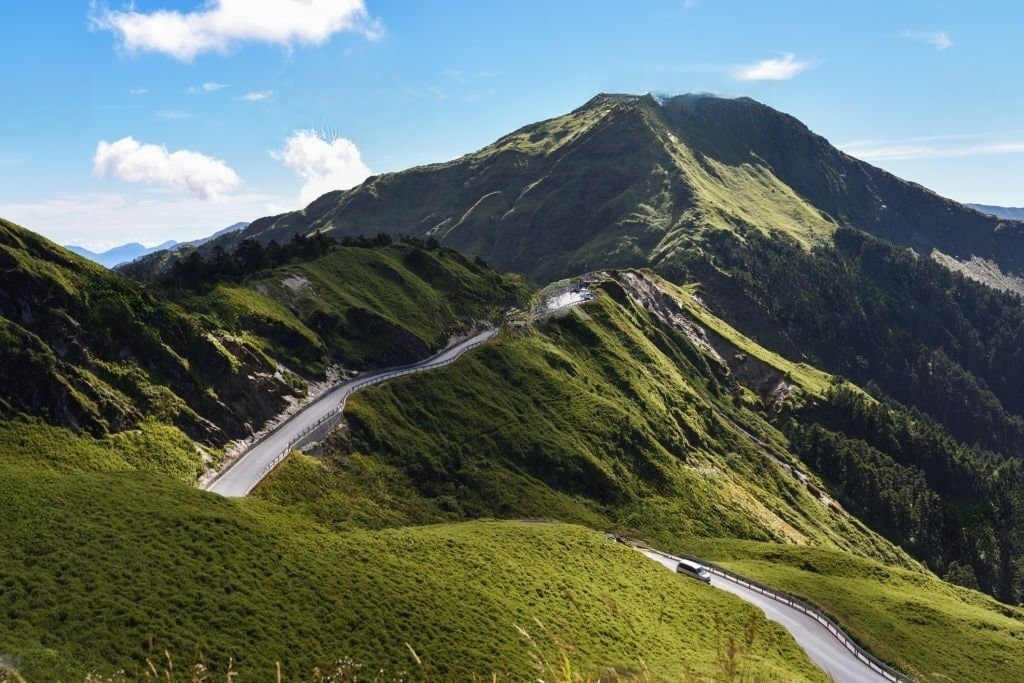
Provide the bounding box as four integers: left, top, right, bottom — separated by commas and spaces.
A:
664, 281, 833, 398
258, 276, 1024, 680
0, 222, 526, 488
0, 418, 202, 483
0, 464, 825, 682
193, 243, 528, 375
683, 539, 1024, 683
260, 279, 906, 563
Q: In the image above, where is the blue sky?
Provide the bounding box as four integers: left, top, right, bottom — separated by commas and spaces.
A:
1, 1, 1021, 249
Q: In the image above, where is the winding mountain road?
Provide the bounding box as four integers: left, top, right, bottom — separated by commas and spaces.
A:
204, 328, 499, 497
639, 549, 895, 682
202, 290, 902, 681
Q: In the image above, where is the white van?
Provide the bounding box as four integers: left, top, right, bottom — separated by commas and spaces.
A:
676, 559, 712, 584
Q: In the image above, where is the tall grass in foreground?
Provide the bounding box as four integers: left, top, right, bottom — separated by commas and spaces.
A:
1, 614, 775, 683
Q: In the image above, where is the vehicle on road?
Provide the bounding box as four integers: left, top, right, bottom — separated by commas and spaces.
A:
676, 559, 712, 583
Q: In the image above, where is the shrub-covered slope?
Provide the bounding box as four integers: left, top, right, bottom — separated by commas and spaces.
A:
0, 464, 826, 682
0, 217, 281, 445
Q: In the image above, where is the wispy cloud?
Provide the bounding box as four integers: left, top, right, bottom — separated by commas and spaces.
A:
188, 82, 228, 94
404, 85, 447, 101
902, 31, 953, 51
128, 87, 149, 95
155, 110, 192, 120
443, 69, 500, 83
242, 90, 273, 102
732, 53, 809, 81
91, 0, 381, 62
463, 90, 494, 103
94, 137, 241, 200
841, 132, 1024, 161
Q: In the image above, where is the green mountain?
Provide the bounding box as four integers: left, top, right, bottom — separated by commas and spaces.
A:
0, 220, 523, 475
7, 94, 1024, 681
257, 267, 1024, 682
128, 93, 1024, 292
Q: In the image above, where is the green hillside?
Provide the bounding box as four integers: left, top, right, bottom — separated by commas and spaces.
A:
0, 222, 524, 480
256, 269, 1024, 679
259, 272, 909, 563
0, 464, 826, 682
166, 234, 527, 376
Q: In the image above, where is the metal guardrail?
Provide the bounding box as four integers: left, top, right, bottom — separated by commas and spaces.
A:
633, 543, 914, 683
238, 332, 495, 495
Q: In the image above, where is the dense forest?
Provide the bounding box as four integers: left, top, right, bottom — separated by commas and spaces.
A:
683, 227, 1024, 458
670, 228, 1024, 603
787, 384, 1024, 602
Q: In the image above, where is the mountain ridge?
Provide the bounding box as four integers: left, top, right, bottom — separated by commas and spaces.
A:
126, 93, 1024, 292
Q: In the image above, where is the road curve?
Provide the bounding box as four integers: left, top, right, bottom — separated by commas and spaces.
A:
639, 549, 891, 683
205, 328, 499, 497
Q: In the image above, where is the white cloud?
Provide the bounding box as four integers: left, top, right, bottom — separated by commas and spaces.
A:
732, 53, 809, 81
93, 137, 242, 200
91, 0, 380, 62
129, 87, 149, 95
272, 131, 371, 205
242, 90, 273, 102
155, 110, 192, 120
902, 31, 953, 51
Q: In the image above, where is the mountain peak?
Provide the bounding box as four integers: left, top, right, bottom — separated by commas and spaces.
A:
125, 93, 1024, 292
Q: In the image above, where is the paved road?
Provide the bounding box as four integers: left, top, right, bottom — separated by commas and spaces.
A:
639, 549, 890, 682
205, 328, 499, 497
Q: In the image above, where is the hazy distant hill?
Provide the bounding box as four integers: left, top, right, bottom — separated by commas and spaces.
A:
66, 240, 178, 268
66, 222, 249, 268
970, 204, 1024, 221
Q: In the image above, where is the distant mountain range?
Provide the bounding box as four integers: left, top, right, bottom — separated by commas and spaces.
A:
65, 222, 249, 268
65, 240, 179, 268
970, 204, 1024, 221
